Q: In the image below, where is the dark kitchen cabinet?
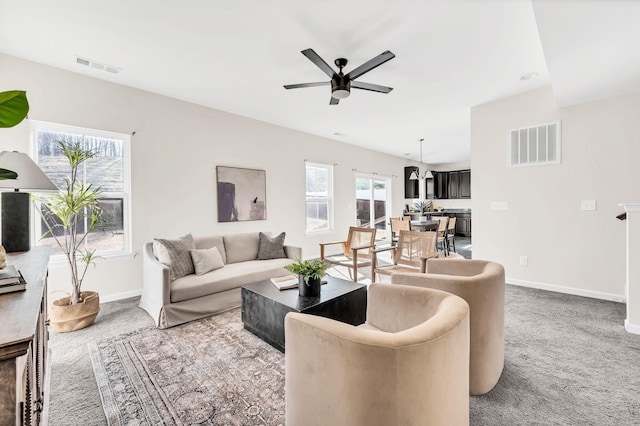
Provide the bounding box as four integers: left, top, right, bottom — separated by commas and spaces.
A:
404, 166, 419, 199
433, 171, 449, 199
460, 170, 471, 198
456, 213, 471, 237
448, 171, 459, 199
433, 169, 471, 199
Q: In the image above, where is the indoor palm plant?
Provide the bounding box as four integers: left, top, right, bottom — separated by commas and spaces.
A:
38, 140, 108, 332
285, 259, 331, 297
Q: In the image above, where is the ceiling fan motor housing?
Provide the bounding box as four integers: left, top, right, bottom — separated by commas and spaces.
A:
331, 76, 351, 99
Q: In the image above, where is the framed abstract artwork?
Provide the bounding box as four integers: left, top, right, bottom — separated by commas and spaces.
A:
216, 166, 266, 222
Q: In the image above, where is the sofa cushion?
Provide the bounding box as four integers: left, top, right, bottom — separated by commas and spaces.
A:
194, 235, 227, 264
190, 246, 225, 275
257, 232, 287, 260
170, 258, 294, 303
223, 232, 261, 264
153, 233, 195, 280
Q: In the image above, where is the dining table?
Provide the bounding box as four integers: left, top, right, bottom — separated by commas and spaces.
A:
409, 220, 438, 232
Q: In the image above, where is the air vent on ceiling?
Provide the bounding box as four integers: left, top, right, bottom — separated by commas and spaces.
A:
509, 121, 561, 166
76, 56, 120, 75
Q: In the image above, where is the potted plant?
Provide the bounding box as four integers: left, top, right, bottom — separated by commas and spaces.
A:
413, 200, 431, 213
285, 259, 331, 297
38, 140, 108, 332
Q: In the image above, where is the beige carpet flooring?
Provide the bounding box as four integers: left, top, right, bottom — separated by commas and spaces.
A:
49, 279, 640, 425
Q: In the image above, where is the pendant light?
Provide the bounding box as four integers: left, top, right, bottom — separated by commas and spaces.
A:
408, 138, 433, 180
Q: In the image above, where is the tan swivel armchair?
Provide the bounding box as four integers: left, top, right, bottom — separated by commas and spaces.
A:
285, 283, 470, 426
392, 258, 505, 395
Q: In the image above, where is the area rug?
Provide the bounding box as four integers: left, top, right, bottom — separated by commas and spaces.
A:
88, 308, 285, 425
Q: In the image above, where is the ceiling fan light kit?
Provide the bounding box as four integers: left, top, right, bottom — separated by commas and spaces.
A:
284, 48, 395, 104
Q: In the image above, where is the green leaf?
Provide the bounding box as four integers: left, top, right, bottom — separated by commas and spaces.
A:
0, 168, 18, 180
0, 90, 29, 128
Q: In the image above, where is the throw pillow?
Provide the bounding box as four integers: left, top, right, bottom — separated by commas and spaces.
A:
190, 246, 225, 275
153, 233, 195, 280
257, 232, 287, 260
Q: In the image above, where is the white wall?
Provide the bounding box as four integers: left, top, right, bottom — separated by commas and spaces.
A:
0, 54, 413, 300
471, 86, 640, 301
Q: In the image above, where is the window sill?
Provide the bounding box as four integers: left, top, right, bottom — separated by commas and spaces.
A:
305, 230, 335, 237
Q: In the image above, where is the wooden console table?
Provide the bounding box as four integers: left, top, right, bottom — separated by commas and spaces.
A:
0, 246, 51, 426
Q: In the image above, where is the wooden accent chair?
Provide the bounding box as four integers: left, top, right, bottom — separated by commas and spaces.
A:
390, 217, 411, 246
285, 283, 470, 426
371, 230, 438, 282
319, 226, 376, 282
391, 258, 505, 395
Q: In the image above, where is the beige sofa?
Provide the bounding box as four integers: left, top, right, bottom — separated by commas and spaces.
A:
391, 258, 505, 395
285, 283, 470, 426
140, 232, 301, 328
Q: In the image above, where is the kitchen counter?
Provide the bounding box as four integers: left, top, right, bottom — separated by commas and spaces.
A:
430, 209, 471, 215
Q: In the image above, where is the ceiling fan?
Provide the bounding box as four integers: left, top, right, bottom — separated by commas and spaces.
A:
284, 48, 396, 105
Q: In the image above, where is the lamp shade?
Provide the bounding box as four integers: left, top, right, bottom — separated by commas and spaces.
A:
0, 151, 58, 192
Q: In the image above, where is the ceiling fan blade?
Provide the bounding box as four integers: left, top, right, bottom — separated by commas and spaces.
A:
345, 50, 395, 81
284, 82, 330, 89
301, 48, 337, 79
330, 97, 340, 105
351, 81, 394, 94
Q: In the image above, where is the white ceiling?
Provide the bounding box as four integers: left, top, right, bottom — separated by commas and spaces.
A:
1, 0, 639, 164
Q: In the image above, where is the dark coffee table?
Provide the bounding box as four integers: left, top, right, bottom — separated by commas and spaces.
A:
241, 275, 367, 352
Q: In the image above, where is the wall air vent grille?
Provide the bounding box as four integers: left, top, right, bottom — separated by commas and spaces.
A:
509, 121, 561, 166
75, 56, 120, 75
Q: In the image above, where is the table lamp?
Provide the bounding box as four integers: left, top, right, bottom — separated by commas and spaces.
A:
0, 151, 58, 252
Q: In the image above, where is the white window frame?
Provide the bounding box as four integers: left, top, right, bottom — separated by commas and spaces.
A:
30, 120, 133, 262
354, 172, 392, 242
305, 161, 334, 235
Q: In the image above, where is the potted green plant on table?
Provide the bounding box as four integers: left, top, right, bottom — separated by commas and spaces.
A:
38, 140, 108, 332
285, 259, 331, 297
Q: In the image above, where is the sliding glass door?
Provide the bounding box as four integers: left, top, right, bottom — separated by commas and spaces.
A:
355, 175, 390, 241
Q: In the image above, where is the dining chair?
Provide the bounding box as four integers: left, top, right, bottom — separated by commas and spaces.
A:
390, 217, 410, 246
434, 216, 450, 255
319, 226, 377, 282
446, 216, 457, 253
370, 230, 438, 281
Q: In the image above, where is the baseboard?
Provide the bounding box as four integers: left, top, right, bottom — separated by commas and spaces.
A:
99, 289, 142, 304
507, 278, 625, 303
625, 319, 640, 335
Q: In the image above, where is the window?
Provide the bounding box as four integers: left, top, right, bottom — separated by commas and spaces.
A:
355, 174, 390, 241
31, 121, 131, 259
305, 162, 333, 234
509, 121, 561, 166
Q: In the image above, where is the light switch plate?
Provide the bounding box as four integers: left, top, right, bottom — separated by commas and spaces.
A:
491, 201, 509, 210
581, 200, 597, 211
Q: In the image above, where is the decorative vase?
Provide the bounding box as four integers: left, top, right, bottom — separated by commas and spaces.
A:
298, 274, 321, 297
49, 291, 100, 333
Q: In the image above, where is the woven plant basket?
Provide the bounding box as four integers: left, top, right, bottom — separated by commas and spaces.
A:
49, 291, 100, 333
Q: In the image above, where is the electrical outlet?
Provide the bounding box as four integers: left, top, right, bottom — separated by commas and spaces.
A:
520, 256, 528, 266
581, 200, 597, 211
